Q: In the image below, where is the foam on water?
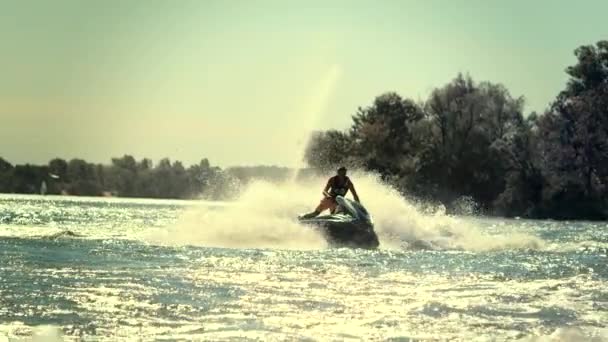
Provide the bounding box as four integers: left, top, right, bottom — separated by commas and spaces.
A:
147, 171, 544, 251
519, 327, 608, 342
145, 180, 328, 250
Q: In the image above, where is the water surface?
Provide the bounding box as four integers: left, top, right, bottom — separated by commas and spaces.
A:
0, 194, 607, 341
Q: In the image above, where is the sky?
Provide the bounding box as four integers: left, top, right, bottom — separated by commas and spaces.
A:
1, 0, 607, 168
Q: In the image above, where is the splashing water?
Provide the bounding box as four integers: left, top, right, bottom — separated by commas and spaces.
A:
147, 171, 544, 251
289, 64, 342, 173
145, 180, 328, 250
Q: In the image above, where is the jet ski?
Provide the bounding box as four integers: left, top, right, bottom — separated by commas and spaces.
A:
298, 195, 379, 249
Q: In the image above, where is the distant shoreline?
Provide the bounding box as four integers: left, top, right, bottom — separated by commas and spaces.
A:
0, 192, 233, 206
0, 156, 307, 202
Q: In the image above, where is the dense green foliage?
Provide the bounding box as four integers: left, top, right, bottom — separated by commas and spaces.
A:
305, 41, 608, 219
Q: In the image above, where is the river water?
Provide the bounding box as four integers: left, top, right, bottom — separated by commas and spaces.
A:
0, 177, 607, 341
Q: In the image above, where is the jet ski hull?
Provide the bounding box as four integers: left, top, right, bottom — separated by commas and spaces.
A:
316, 220, 379, 249
298, 196, 379, 249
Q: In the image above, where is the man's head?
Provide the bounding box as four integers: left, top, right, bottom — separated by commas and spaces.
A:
337, 166, 347, 177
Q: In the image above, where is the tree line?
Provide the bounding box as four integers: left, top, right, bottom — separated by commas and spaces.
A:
0, 156, 308, 200
0, 156, 240, 200
305, 40, 608, 220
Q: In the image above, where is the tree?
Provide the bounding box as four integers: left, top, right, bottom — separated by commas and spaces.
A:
304, 130, 356, 172
111, 155, 137, 173
66, 159, 102, 196
169, 160, 189, 198
350, 92, 424, 176
12, 164, 48, 194
535, 42, 608, 219
0, 158, 12, 173
0, 158, 14, 193
137, 158, 153, 172
105, 155, 138, 196
187, 160, 210, 196
560, 41, 608, 98
491, 118, 543, 217
48, 158, 68, 179
421, 74, 527, 209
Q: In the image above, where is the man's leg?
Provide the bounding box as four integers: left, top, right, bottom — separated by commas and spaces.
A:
301, 197, 334, 219
328, 199, 338, 214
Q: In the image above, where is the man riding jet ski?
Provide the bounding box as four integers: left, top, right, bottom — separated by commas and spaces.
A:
300, 166, 360, 218
299, 167, 379, 249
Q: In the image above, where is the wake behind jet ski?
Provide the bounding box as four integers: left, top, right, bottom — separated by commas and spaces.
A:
299, 167, 379, 248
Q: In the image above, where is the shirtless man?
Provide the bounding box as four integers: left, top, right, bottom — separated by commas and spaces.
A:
301, 167, 360, 218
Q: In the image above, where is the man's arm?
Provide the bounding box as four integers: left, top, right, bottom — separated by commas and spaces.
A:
349, 181, 360, 202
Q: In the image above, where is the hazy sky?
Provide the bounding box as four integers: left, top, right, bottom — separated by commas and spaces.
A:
1, 0, 606, 167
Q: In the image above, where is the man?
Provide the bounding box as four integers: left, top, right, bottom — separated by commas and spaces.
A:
301, 167, 360, 218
